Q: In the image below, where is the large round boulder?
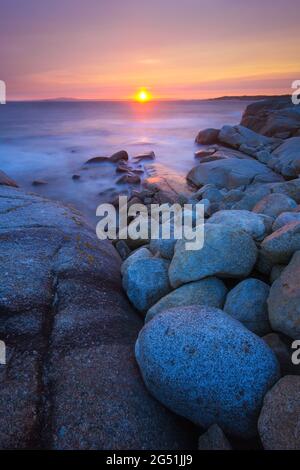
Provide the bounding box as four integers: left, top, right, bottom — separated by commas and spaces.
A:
135, 306, 280, 438
146, 277, 227, 323
169, 224, 257, 288
224, 278, 270, 336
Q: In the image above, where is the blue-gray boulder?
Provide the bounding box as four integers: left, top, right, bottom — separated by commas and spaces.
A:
169, 224, 257, 288
122, 258, 171, 313
135, 306, 280, 438
145, 277, 227, 323
224, 278, 271, 336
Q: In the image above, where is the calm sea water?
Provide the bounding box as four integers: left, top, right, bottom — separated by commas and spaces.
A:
0, 99, 251, 222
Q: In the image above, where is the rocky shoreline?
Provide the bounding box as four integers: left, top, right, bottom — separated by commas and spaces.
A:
0, 96, 300, 449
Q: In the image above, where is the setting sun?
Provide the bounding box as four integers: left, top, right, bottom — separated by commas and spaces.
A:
135, 88, 152, 103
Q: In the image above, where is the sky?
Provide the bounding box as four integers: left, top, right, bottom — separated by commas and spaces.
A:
0, 0, 300, 100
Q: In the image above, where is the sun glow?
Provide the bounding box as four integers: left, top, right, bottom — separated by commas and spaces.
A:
135, 88, 152, 102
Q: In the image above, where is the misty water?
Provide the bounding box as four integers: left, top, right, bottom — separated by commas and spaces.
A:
0, 99, 251, 223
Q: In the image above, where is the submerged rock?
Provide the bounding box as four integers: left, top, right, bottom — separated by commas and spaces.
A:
135, 305, 280, 438
109, 150, 129, 162
224, 278, 270, 336
133, 151, 155, 162
258, 376, 300, 449
169, 223, 257, 288
0, 169, 18, 187
146, 277, 227, 323
117, 174, 141, 184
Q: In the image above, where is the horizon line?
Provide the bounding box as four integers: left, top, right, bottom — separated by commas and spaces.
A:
6, 93, 290, 103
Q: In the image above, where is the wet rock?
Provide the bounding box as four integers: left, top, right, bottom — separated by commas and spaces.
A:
224, 278, 270, 336
146, 277, 227, 323
135, 305, 280, 438
169, 224, 257, 288
133, 151, 155, 162
109, 150, 129, 163
198, 425, 232, 450
0, 169, 18, 187
268, 251, 300, 339
195, 128, 220, 145
122, 258, 171, 313
32, 180, 48, 186
85, 156, 109, 164
252, 193, 297, 218
194, 148, 216, 159
117, 174, 141, 184
258, 376, 300, 449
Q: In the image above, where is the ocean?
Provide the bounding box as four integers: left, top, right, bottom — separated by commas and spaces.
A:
0, 99, 251, 223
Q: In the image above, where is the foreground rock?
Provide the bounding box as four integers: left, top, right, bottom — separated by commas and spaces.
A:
169, 224, 257, 288
258, 376, 300, 449
268, 251, 300, 339
224, 279, 270, 336
198, 424, 232, 450
136, 306, 280, 438
146, 277, 227, 323
0, 185, 196, 449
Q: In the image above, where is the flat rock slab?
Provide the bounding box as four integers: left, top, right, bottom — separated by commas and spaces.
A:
187, 157, 282, 190
0, 185, 196, 449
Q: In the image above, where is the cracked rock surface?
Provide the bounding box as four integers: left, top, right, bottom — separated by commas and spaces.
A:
0, 186, 196, 449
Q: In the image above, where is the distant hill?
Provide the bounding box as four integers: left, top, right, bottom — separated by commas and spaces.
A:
210, 94, 290, 101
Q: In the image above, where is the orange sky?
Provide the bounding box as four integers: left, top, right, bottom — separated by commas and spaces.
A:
1, 0, 299, 100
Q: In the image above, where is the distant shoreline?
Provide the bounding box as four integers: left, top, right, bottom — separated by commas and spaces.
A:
6, 94, 290, 104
